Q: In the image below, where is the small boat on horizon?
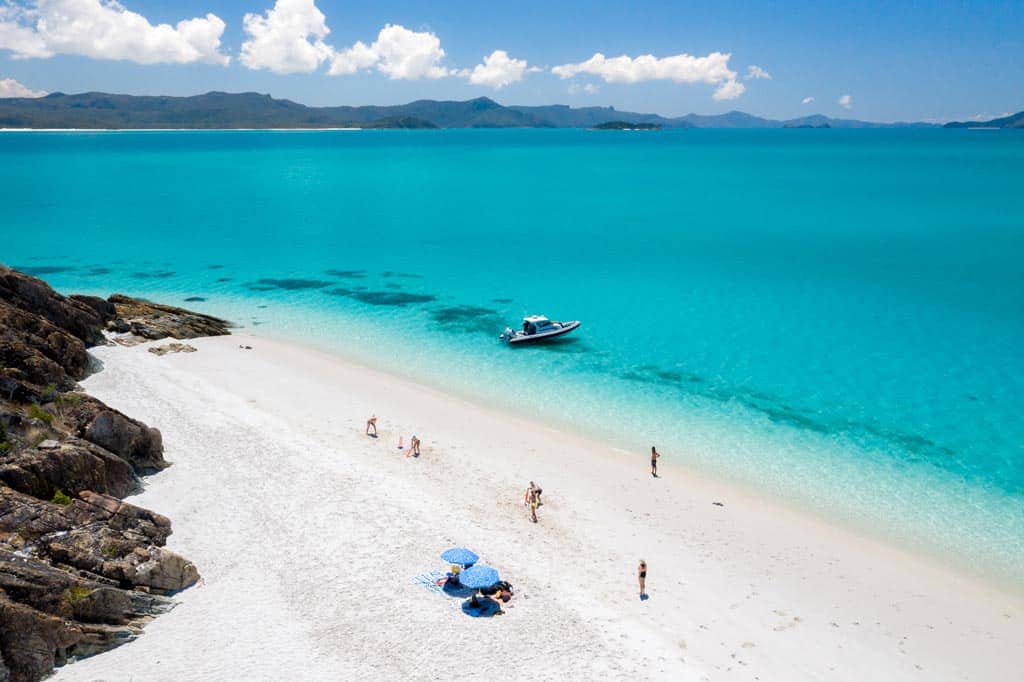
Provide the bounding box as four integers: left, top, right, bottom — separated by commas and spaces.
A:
500, 315, 581, 345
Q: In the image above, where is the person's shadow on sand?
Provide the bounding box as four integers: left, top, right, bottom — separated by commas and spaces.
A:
461, 597, 502, 617
442, 582, 477, 598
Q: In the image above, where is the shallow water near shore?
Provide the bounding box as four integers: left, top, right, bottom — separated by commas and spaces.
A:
2, 128, 1022, 585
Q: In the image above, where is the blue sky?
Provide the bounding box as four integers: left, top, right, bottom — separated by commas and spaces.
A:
1, 0, 1021, 121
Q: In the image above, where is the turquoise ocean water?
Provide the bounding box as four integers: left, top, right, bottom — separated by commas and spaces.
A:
2, 129, 1022, 585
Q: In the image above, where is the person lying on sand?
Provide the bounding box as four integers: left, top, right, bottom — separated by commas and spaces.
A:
495, 582, 514, 603
366, 415, 377, 436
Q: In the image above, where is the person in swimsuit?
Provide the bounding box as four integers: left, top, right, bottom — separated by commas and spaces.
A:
409, 435, 421, 457
650, 446, 660, 477
366, 415, 377, 436
529, 488, 539, 523
525, 481, 544, 505
638, 560, 647, 598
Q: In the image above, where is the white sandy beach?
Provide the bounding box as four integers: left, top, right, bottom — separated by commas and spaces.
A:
54, 333, 1022, 681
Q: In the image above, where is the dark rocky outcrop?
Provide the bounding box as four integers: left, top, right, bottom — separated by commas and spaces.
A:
0, 270, 111, 348
0, 267, 214, 681
107, 294, 231, 341
0, 304, 91, 390
62, 395, 166, 474
0, 435, 137, 501
591, 120, 661, 130
68, 295, 117, 322
148, 343, 197, 356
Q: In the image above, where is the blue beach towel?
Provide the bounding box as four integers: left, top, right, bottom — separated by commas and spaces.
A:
413, 570, 447, 594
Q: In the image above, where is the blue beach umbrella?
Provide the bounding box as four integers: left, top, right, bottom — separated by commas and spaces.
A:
458, 564, 500, 590
441, 548, 479, 566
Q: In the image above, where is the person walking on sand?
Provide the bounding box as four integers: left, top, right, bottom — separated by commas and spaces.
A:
408, 435, 421, 458
525, 481, 543, 506
650, 446, 660, 477
366, 415, 377, 437
638, 560, 647, 599
528, 488, 540, 523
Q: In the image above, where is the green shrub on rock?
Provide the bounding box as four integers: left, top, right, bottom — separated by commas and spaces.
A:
27, 403, 53, 425
55, 392, 83, 421
101, 543, 125, 558
63, 586, 92, 606
51, 489, 73, 506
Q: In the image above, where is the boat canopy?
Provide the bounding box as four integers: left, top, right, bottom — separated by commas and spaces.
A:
523, 315, 550, 324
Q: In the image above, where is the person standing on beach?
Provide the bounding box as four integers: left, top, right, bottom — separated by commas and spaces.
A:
526, 481, 542, 506
528, 488, 539, 523
650, 446, 660, 477
366, 415, 377, 436
408, 435, 420, 457
638, 560, 647, 599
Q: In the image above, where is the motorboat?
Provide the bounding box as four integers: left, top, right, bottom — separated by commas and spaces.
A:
500, 315, 580, 345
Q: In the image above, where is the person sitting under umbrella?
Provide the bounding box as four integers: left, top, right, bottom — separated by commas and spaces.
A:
446, 564, 462, 586
440, 547, 479, 587
460, 564, 501, 611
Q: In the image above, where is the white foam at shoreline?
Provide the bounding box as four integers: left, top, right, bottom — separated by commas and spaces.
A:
54, 334, 1023, 681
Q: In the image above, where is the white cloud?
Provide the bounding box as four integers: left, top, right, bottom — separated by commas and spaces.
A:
328, 24, 449, 80
839, 94, 852, 109
236, 2, 450, 82
712, 79, 745, 101
0, 77, 46, 97
801, 96, 815, 104
0, 0, 228, 65
568, 82, 600, 95
553, 51, 734, 84
745, 65, 771, 80
552, 50, 742, 100
372, 25, 448, 79
328, 40, 376, 75
240, 0, 333, 74
463, 50, 527, 89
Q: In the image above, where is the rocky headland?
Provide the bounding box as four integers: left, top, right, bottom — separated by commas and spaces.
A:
0, 266, 229, 681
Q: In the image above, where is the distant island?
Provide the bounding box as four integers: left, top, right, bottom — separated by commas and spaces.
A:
944, 111, 1024, 129
592, 121, 662, 130
0, 90, 1015, 130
